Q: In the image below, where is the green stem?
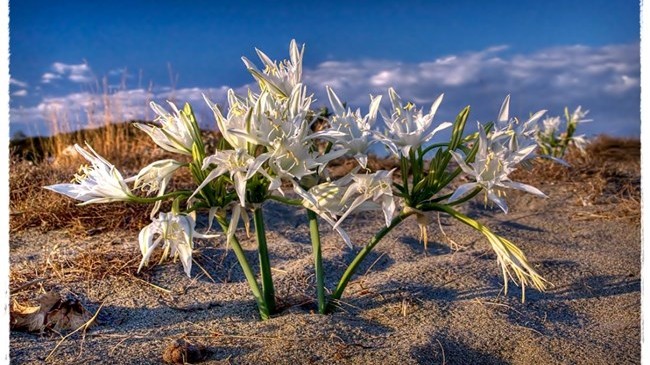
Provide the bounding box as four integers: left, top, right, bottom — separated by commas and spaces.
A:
129, 190, 192, 204
268, 194, 303, 207
327, 210, 415, 312
253, 207, 276, 313
215, 216, 270, 320
307, 209, 326, 314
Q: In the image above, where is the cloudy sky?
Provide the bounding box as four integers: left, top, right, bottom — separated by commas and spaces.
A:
9, 0, 640, 138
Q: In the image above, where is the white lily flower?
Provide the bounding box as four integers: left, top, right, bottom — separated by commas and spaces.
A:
242, 39, 303, 98
338, 169, 396, 228
544, 115, 561, 133
135, 101, 200, 155
138, 212, 217, 277
380, 88, 452, 156
571, 134, 589, 153
45, 143, 133, 204
190, 149, 270, 207
493, 94, 546, 158
323, 87, 383, 168
294, 178, 355, 248
228, 89, 347, 191
266, 130, 347, 184
296, 169, 395, 247
449, 123, 547, 214
127, 159, 184, 218
204, 90, 252, 150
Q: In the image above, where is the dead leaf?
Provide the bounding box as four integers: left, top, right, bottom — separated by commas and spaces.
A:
10, 292, 96, 333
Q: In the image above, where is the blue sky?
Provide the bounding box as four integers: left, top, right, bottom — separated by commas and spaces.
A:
9, 0, 640, 137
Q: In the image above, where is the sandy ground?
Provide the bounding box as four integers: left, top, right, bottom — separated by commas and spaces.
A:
9, 176, 640, 364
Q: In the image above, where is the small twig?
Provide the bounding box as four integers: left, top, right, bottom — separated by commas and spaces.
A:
363, 252, 387, 277
10, 278, 46, 294
191, 258, 215, 283
436, 338, 446, 365
131, 276, 172, 294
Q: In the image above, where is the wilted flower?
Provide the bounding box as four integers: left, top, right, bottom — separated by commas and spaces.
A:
380, 88, 452, 156
44, 143, 133, 204
138, 212, 216, 277
135, 101, 201, 155
449, 123, 546, 214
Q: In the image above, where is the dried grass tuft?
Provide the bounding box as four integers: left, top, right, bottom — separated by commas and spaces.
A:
512, 135, 640, 222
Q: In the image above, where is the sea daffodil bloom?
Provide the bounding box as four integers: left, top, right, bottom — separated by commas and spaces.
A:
324, 87, 383, 168
338, 169, 396, 227
138, 212, 216, 277
380, 88, 452, 156
191, 149, 270, 207
449, 123, 547, 214
492, 95, 547, 159
204, 90, 253, 151
135, 101, 201, 155
242, 39, 304, 98
44, 143, 133, 204
294, 178, 355, 248
127, 159, 184, 218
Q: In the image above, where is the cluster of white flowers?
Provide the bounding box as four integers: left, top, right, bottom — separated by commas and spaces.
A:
46, 39, 575, 304
536, 105, 591, 157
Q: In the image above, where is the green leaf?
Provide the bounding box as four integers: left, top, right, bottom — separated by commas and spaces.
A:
449, 106, 470, 151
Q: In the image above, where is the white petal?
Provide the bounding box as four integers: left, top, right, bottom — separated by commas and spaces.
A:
503, 181, 547, 198
429, 94, 444, 117
175, 241, 193, 277
498, 95, 510, 122
448, 183, 479, 203
487, 191, 509, 214
449, 151, 475, 175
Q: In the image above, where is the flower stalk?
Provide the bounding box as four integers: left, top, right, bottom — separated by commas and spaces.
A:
253, 206, 276, 314
307, 209, 326, 314
216, 215, 270, 320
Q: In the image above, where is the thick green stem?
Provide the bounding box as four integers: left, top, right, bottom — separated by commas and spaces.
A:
215, 216, 270, 320
253, 207, 276, 313
327, 211, 415, 312
307, 209, 326, 314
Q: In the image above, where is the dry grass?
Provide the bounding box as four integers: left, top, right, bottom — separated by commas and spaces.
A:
512, 135, 640, 221
9, 124, 223, 234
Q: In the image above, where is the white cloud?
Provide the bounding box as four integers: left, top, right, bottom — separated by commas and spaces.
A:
10, 78, 28, 88
41, 72, 62, 83
13, 43, 640, 137
11, 90, 27, 97
42, 62, 95, 84
304, 43, 640, 136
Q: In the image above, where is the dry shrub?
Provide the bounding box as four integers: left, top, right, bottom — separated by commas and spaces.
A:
512, 135, 640, 221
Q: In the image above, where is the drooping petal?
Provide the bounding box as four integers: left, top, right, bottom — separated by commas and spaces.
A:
503, 181, 548, 198
487, 191, 509, 214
